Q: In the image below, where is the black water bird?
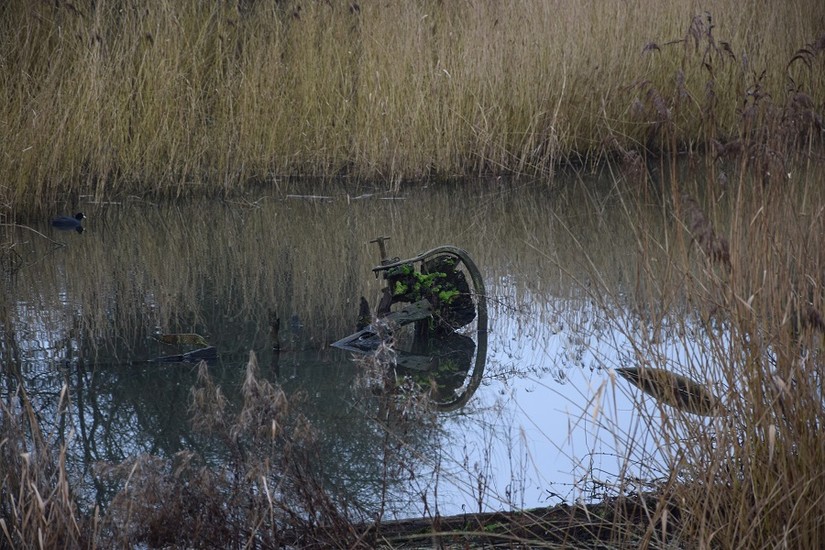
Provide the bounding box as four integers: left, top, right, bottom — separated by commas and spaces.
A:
51, 212, 86, 233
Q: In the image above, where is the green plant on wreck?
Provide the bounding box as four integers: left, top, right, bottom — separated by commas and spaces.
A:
389, 265, 459, 307
386, 261, 477, 334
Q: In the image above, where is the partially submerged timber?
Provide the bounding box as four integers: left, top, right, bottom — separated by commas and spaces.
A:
615, 366, 725, 417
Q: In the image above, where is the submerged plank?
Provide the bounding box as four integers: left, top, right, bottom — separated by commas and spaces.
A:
616, 366, 725, 416
155, 333, 209, 347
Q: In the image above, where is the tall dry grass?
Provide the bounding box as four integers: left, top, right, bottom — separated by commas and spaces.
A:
1, 0, 823, 216
576, 152, 825, 546
0, 387, 96, 549
1, 353, 369, 549
1, 2, 824, 543
679, 175, 825, 548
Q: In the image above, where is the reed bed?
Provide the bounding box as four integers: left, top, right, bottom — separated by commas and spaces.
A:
682, 174, 825, 548
566, 159, 825, 546
2, 1, 825, 545
1, 0, 823, 217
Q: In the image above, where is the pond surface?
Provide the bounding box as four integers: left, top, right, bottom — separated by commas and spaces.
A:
1, 174, 722, 519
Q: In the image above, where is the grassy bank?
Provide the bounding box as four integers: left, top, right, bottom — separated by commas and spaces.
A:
1, 0, 823, 216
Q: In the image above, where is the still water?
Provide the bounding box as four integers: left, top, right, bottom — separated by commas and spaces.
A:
1, 176, 719, 519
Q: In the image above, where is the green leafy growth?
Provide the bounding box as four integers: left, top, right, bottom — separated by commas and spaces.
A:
438, 289, 460, 303
393, 281, 409, 296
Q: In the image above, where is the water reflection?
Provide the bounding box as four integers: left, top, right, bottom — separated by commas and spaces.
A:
1, 177, 719, 518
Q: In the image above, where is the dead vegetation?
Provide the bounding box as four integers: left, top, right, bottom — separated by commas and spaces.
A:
0, 1, 823, 217
678, 192, 731, 270
1, 5, 825, 549
1, 353, 376, 549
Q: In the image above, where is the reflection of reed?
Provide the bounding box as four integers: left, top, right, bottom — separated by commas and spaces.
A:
615, 366, 724, 417
679, 193, 731, 270
1, 182, 662, 423
4, 182, 641, 360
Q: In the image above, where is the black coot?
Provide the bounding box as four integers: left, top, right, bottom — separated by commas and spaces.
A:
51, 212, 86, 233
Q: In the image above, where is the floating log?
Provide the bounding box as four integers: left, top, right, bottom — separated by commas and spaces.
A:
616, 366, 725, 416
155, 333, 209, 347
151, 346, 218, 364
